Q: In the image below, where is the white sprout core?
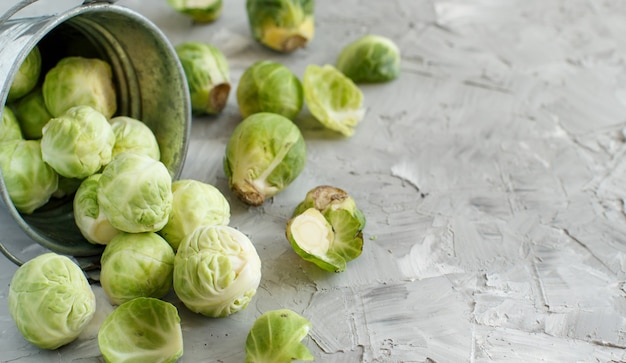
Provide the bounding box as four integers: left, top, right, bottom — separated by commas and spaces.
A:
291, 208, 333, 256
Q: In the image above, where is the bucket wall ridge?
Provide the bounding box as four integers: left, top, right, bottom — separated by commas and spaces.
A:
0, 17, 55, 103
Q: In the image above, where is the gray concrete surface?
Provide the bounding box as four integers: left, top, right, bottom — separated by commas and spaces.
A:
0, 0, 625, 362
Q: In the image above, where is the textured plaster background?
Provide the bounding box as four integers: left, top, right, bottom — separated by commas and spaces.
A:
0, 0, 625, 362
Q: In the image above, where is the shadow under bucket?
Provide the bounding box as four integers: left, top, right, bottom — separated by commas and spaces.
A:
0, 1, 191, 269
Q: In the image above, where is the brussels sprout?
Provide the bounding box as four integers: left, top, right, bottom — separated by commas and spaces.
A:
8, 253, 96, 350
73, 174, 121, 245
173, 225, 262, 318
303, 64, 365, 137
175, 42, 230, 115
167, 0, 223, 23
1, 106, 23, 142
336, 35, 401, 83
286, 185, 366, 272
98, 297, 183, 363
12, 88, 52, 139
0, 139, 58, 214
40, 105, 115, 179
42, 56, 117, 118
100, 232, 175, 305
246, 0, 315, 53
160, 179, 230, 251
8, 46, 41, 102
98, 152, 173, 233
224, 112, 306, 206
245, 309, 314, 363
236, 60, 303, 120
110, 116, 161, 161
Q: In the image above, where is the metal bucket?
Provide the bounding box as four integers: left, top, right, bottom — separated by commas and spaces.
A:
0, 0, 191, 270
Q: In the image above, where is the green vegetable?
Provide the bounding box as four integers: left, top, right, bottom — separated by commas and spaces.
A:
40, 105, 115, 179
1, 106, 23, 142
100, 232, 175, 305
12, 87, 52, 139
245, 309, 314, 363
98, 152, 173, 233
42, 56, 117, 118
223, 112, 306, 206
8, 46, 41, 102
110, 116, 161, 161
0, 139, 58, 214
303, 64, 365, 137
98, 297, 183, 363
236, 60, 303, 120
160, 179, 230, 251
8, 253, 96, 350
73, 174, 121, 245
175, 42, 230, 115
336, 34, 401, 83
286, 185, 366, 272
173, 225, 262, 318
167, 0, 223, 23
246, 0, 315, 53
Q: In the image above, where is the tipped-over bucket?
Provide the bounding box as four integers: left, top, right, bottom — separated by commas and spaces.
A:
0, 0, 191, 269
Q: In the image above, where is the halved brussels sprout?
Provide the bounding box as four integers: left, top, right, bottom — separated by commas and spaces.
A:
160, 179, 230, 251
236, 60, 303, 120
98, 152, 173, 233
73, 174, 121, 245
8, 253, 96, 350
0, 139, 58, 214
286, 185, 366, 272
245, 309, 314, 363
224, 112, 306, 206
1, 106, 23, 142
175, 42, 230, 115
98, 297, 183, 363
246, 0, 315, 53
100, 232, 175, 305
173, 225, 262, 318
303, 64, 365, 137
110, 116, 161, 161
12, 87, 52, 139
167, 0, 223, 23
336, 34, 401, 83
8, 46, 41, 102
42, 56, 117, 118
40, 105, 115, 179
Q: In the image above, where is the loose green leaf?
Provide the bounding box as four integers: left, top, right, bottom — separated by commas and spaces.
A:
245, 309, 314, 363
303, 64, 365, 137
98, 297, 183, 363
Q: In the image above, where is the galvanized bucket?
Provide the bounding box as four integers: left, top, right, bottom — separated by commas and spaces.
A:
0, 0, 191, 271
